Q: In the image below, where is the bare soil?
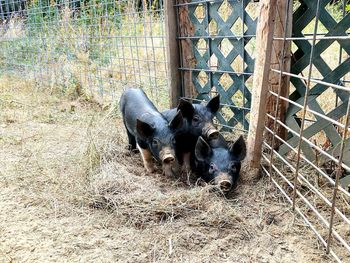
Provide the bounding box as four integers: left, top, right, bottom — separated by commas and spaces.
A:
0, 79, 333, 262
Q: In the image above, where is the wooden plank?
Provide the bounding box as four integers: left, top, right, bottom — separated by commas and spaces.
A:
177, 0, 196, 99
165, 0, 181, 108
245, 0, 278, 177
265, 0, 293, 147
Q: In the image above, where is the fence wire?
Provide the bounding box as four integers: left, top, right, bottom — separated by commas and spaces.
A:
0, 0, 170, 109
264, 0, 350, 262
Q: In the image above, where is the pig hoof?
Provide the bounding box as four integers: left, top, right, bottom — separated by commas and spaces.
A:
184, 166, 191, 174
186, 172, 192, 186
131, 148, 139, 154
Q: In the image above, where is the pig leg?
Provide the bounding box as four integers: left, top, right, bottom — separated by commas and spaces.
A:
126, 129, 137, 150
123, 122, 137, 150
183, 152, 192, 185
136, 141, 155, 173
183, 152, 191, 172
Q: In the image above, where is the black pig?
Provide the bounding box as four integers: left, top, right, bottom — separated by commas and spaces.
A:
162, 95, 221, 170
194, 134, 246, 192
120, 88, 183, 176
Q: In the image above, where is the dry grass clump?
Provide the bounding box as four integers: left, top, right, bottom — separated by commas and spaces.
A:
90, 169, 243, 229
84, 117, 245, 231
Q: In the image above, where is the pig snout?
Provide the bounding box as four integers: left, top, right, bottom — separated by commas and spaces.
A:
160, 147, 176, 164
215, 173, 233, 192
207, 129, 219, 140
160, 147, 179, 176
219, 180, 232, 192
203, 125, 219, 140
163, 154, 175, 164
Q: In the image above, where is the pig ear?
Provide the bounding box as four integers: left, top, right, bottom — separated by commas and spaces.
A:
136, 119, 154, 140
195, 136, 213, 161
206, 94, 220, 114
177, 99, 194, 119
229, 135, 246, 161
169, 110, 183, 130
209, 132, 228, 148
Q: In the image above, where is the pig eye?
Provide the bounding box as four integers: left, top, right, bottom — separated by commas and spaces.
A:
171, 137, 176, 145
229, 163, 237, 173
209, 163, 216, 173
193, 115, 200, 123
152, 139, 159, 148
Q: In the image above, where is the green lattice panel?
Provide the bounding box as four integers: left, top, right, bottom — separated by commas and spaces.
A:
187, 0, 258, 131
279, 0, 350, 164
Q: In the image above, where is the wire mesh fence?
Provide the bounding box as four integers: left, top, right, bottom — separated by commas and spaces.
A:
263, 0, 350, 261
0, 0, 170, 109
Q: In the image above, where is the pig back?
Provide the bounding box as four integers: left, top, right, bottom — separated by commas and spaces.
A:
120, 88, 167, 136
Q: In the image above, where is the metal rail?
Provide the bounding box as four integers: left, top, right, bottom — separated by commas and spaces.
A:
265, 0, 350, 261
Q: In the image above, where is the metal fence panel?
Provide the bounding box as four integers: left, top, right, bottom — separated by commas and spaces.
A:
265, 0, 350, 261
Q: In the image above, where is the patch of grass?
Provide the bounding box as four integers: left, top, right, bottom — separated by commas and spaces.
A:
0, 70, 339, 263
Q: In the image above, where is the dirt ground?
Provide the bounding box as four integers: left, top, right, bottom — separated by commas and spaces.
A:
0, 78, 334, 262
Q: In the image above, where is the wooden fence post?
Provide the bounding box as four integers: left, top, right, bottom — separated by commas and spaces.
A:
244, 0, 278, 180
177, 0, 196, 100
165, 0, 181, 108
265, 0, 293, 147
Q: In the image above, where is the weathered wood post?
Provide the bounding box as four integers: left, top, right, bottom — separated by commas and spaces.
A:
244, 0, 278, 180
176, 0, 196, 101
165, 0, 196, 108
165, 0, 181, 108
266, 0, 293, 147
